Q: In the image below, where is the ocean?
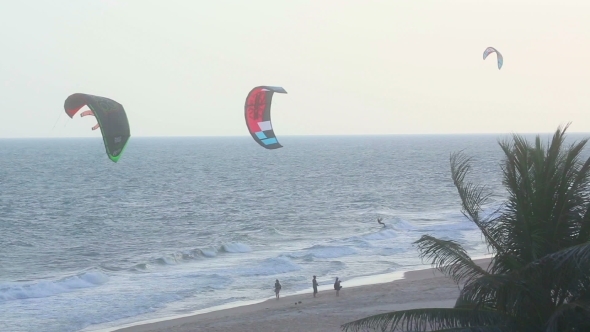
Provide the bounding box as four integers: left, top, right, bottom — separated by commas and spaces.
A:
0, 134, 580, 332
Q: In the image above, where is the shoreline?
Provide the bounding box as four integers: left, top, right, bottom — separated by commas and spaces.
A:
99, 257, 492, 332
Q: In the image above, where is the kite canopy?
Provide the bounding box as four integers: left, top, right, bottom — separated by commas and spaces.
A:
483, 47, 503, 70
244, 86, 287, 149
64, 93, 131, 162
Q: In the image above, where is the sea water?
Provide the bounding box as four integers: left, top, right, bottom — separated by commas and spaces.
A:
0, 134, 583, 332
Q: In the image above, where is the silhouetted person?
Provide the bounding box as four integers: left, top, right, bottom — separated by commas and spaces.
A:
312, 275, 318, 297
377, 217, 385, 226
275, 279, 281, 299
334, 277, 342, 296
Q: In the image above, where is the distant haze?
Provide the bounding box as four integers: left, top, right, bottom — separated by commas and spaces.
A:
1, 0, 588, 138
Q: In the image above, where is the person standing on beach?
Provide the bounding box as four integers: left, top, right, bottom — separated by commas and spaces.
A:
334, 277, 342, 296
274, 279, 282, 299
312, 275, 318, 297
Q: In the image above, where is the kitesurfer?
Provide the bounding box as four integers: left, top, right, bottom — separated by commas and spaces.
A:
377, 217, 385, 226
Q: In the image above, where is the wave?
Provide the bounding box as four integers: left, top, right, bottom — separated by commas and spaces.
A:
339, 217, 411, 246
389, 218, 417, 231
378, 247, 406, 256
234, 257, 301, 277
360, 228, 399, 241
145, 242, 252, 267
180, 273, 234, 290
0, 271, 109, 302
131, 263, 148, 272
287, 245, 358, 260
201, 249, 218, 258
221, 242, 252, 253
420, 221, 479, 234
441, 203, 503, 224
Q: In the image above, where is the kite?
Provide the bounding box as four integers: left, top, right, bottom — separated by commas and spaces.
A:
244, 86, 287, 149
64, 93, 131, 162
483, 47, 503, 70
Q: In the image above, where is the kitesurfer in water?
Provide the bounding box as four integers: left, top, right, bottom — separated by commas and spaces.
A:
377, 217, 385, 226
274, 279, 282, 299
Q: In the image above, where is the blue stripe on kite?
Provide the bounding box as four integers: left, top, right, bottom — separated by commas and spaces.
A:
262, 137, 278, 145
255, 132, 267, 139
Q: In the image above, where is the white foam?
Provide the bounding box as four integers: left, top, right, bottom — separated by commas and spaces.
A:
287, 245, 358, 259
0, 271, 109, 302
361, 228, 398, 241
237, 257, 301, 276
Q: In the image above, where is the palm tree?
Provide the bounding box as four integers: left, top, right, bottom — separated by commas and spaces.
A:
342, 125, 590, 332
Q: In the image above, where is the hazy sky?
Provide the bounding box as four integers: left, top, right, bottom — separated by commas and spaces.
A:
1, 0, 589, 138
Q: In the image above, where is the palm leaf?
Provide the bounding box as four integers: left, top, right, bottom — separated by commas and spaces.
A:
457, 271, 548, 324
544, 299, 590, 332
341, 308, 511, 332
530, 242, 590, 306
577, 206, 590, 244
414, 235, 489, 285
424, 328, 510, 332
493, 125, 590, 270
450, 151, 503, 254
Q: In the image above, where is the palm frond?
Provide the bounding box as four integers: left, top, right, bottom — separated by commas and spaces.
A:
424, 327, 510, 332
529, 242, 590, 306
457, 271, 547, 320
544, 241, 590, 271
341, 308, 511, 332
558, 152, 590, 245
577, 206, 590, 243
450, 151, 503, 254
495, 125, 590, 266
414, 235, 489, 285
480, 243, 590, 325
488, 253, 522, 275
497, 136, 539, 262
548, 136, 590, 251
460, 243, 590, 325
544, 299, 590, 332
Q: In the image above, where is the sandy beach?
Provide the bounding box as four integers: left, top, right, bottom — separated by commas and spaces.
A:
111, 258, 491, 332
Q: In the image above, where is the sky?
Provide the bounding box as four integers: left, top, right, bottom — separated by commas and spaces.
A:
0, 0, 589, 138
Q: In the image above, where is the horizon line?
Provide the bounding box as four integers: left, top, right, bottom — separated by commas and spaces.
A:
2, 131, 590, 139
0, 131, 590, 139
